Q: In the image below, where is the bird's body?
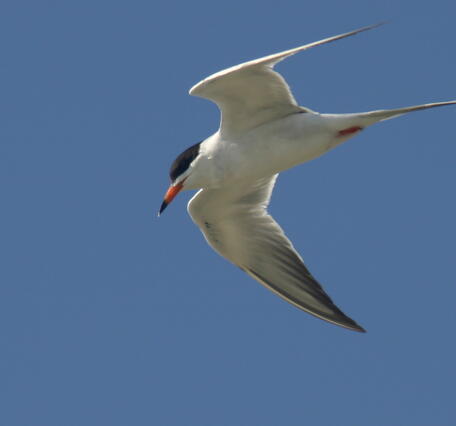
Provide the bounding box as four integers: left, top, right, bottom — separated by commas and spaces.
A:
185, 112, 336, 189
160, 24, 456, 332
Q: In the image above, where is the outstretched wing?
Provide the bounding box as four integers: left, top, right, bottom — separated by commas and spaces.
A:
188, 176, 365, 332
189, 23, 383, 136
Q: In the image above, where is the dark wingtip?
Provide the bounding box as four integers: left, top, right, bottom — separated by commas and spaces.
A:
338, 315, 366, 333
158, 200, 168, 217
330, 317, 366, 333
351, 323, 367, 333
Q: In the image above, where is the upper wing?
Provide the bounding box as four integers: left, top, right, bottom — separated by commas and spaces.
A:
188, 176, 365, 332
189, 23, 383, 136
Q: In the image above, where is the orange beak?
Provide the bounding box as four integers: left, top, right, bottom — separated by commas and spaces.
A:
158, 182, 184, 216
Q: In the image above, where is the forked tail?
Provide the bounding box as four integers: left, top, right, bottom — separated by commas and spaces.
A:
358, 100, 456, 125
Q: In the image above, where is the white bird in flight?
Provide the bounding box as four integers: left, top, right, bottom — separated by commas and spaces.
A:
159, 24, 455, 332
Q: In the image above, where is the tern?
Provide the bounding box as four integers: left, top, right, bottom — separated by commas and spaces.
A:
159, 24, 455, 332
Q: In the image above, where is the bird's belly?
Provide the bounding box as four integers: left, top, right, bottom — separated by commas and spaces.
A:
220, 113, 336, 183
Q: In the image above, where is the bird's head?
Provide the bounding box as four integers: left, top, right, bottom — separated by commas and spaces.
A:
158, 141, 201, 216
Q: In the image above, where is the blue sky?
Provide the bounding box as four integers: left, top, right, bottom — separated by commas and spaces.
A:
1, 1, 455, 425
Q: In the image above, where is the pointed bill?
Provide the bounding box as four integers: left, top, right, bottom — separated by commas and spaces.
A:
158, 183, 184, 216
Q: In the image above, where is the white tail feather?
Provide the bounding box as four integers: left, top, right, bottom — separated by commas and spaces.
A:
358, 101, 456, 125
